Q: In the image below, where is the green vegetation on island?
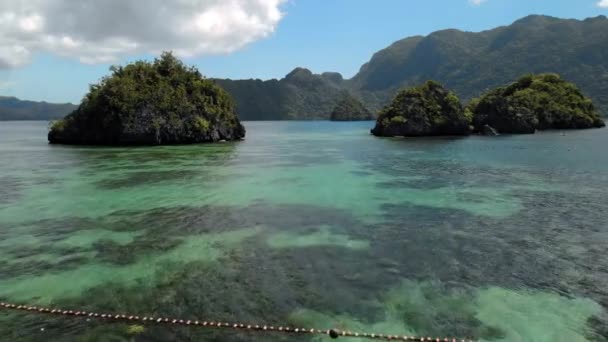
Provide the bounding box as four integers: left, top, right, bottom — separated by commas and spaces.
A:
371, 81, 471, 137
48, 52, 245, 145
330, 93, 374, 121
468, 74, 605, 134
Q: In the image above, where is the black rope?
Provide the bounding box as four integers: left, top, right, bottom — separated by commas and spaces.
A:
0, 301, 475, 341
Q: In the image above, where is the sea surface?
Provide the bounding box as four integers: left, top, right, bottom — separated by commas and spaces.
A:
0, 120, 607, 341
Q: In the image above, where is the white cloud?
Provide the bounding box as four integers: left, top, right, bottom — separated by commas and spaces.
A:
598, 0, 608, 8
469, 0, 488, 6
0, 0, 286, 68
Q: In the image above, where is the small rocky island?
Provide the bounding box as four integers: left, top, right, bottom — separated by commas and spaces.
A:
48, 52, 245, 145
330, 93, 374, 121
469, 73, 605, 134
371, 81, 471, 136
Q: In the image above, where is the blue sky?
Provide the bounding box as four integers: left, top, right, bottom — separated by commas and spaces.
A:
0, 0, 607, 104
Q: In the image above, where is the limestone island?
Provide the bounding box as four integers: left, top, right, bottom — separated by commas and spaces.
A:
48, 52, 245, 145
468, 74, 605, 134
371, 81, 471, 137
330, 93, 374, 121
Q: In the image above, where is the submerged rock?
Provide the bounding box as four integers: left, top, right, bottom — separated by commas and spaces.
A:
469, 73, 605, 134
371, 81, 471, 137
48, 52, 245, 145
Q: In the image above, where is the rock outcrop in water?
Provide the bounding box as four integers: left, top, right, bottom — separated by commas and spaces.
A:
468, 74, 605, 134
48, 52, 245, 145
481, 124, 500, 136
371, 81, 471, 137
330, 93, 374, 121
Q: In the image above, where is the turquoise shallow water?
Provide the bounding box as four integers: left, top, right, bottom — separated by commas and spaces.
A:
0, 121, 607, 341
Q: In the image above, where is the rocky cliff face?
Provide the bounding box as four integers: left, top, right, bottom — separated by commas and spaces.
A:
371, 81, 471, 137
48, 52, 245, 145
49, 108, 245, 145
469, 74, 605, 134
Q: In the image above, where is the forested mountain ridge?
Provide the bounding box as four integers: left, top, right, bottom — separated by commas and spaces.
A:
4, 15, 608, 121
0, 96, 77, 120
218, 14, 608, 119
214, 67, 347, 120
350, 15, 608, 114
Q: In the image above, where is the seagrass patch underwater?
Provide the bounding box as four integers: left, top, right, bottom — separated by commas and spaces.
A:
0, 121, 608, 341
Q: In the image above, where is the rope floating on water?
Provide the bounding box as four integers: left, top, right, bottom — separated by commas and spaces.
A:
0, 301, 475, 341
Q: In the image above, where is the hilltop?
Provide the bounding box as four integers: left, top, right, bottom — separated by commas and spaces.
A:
48, 53, 245, 145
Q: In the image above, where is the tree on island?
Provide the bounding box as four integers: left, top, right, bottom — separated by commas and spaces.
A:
371, 81, 471, 137
48, 52, 245, 145
468, 74, 605, 134
330, 93, 374, 121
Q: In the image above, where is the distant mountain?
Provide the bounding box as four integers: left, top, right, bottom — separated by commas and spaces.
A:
214, 67, 349, 120
350, 15, 608, 114
218, 15, 608, 119
6, 15, 608, 121
0, 96, 76, 121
